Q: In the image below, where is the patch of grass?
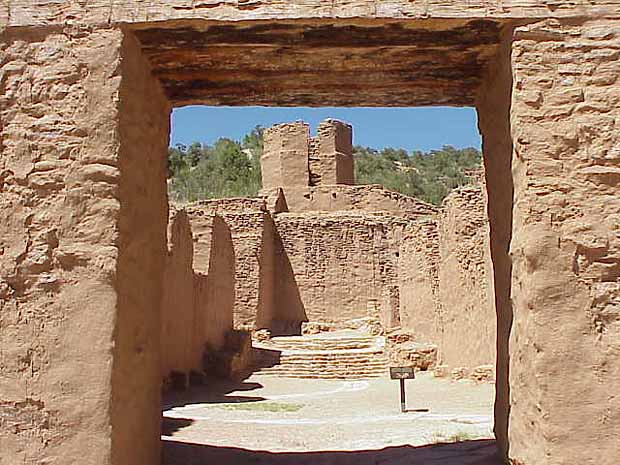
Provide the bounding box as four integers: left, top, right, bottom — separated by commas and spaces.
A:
216, 402, 304, 413
430, 431, 479, 444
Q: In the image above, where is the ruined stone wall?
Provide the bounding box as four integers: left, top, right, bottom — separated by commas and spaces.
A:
437, 185, 496, 370
187, 199, 272, 329
397, 184, 495, 373
0, 27, 171, 465
185, 199, 310, 335
507, 19, 620, 465
161, 211, 234, 383
398, 220, 442, 339
310, 119, 354, 186
261, 122, 309, 191
201, 215, 235, 352
274, 212, 408, 326
161, 210, 195, 379
267, 184, 439, 218
0, 27, 128, 465
262, 119, 353, 194
5, 7, 620, 465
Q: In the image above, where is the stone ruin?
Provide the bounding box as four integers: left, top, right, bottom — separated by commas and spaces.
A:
159, 118, 495, 385
2, 5, 619, 465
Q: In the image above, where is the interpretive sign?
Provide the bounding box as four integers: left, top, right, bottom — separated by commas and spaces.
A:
390, 366, 415, 380
390, 366, 415, 412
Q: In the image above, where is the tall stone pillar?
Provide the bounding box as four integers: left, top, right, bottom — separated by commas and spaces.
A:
261, 122, 310, 190
0, 27, 170, 465
508, 19, 620, 465
315, 119, 354, 185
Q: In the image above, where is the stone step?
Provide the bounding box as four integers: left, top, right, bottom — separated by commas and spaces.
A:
277, 354, 388, 365
255, 365, 387, 371
253, 345, 385, 355
256, 364, 388, 372
253, 360, 388, 370
250, 332, 389, 380
253, 359, 388, 368
256, 367, 388, 374
256, 340, 380, 351
277, 352, 387, 359
266, 336, 379, 344
254, 370, 388, 379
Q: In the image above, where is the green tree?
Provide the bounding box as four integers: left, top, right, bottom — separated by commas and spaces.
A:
168, 128, 482, 206
354, 144, 482, 205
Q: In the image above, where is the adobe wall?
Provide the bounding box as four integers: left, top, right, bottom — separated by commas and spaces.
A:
4, 7, 620, 465
161, 210, 196, 379
201, 215, 236, 352
0, 27, 127, 465
0, 28, 170, 465
111, 32, 171, 465
267, 184, 439, 218
398, 220, 442, 339
160, 210, 234, 385
262, 122, 310, 190
6, 2, 620, 30
507, 19, 620, 465
186, 199, 273, 330
477, 26, 514, 458
437, 184, 496, 370
309, 119, 354, 186
273, 212, 408, 327
262, 119, 354, 196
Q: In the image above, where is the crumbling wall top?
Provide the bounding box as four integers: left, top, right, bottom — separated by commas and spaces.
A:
188, 198, 268, 215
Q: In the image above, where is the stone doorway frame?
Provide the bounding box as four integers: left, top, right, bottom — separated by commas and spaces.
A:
130, 19, 515, 464
3, 8, 619, 465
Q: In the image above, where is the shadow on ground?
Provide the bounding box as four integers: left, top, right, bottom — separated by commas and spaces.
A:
162, 439, 502, 465
163, 378, 267, 409
162, 418, 194, 436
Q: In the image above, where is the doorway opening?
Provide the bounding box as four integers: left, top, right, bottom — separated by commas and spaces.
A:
159, 105, 499, 464
118, 17, 514, 465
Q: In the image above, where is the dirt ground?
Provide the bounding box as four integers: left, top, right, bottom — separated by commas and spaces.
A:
162, 372, 500, 465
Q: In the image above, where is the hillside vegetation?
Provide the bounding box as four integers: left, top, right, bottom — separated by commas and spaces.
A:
168, 127, 482, 206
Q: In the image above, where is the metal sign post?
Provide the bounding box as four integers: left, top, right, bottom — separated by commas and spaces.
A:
399, 378, 406, 412
390, 367, 415, 413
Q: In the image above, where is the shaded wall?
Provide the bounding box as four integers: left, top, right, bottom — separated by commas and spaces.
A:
187, 199, 270, 329
161, 211, 235, 382
255, 213, 308, 335
161, 210, 195, 378
201, 215, 235, 352
112, 32, 171, 465
397, 185, 496, 372
438, 185, 496, 369
477, 26, 514, 459
274, 212, 407, 326
398, 221, 442, 338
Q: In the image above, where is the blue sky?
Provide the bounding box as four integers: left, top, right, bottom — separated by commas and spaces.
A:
170, 106, 481, 153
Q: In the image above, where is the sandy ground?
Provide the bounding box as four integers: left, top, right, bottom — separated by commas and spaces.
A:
162, 372, 500, 464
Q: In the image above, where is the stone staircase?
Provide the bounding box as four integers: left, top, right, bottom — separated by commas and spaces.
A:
251, 330, 389, 379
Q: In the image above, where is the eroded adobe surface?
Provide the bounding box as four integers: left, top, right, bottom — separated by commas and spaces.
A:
0, 28, 170, 465
2, 3, 620, 465
508, 18, 620, 465
180, 119, 496, 374
160, 210, 235, 387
